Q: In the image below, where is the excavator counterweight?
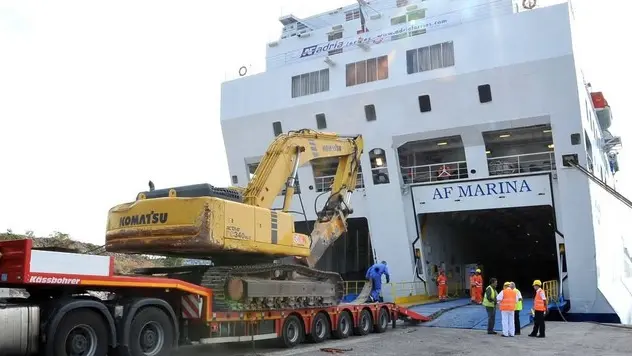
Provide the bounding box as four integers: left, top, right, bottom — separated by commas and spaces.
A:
105, 129, 365, 311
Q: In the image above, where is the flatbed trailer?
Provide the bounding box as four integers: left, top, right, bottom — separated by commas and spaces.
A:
0, 239, 430, 356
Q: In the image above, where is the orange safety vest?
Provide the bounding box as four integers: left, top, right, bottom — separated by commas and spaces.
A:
474, 275, 483, 288
499, 288, 517, 311
437, 275, 447, 285
469, 276, 476, 288
534, 288, 547, 311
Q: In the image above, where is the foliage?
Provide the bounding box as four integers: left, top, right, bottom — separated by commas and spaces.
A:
0, 229, 163, 273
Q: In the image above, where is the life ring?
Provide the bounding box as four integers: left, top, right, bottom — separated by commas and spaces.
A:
522, 0, 536, 10
437, 165, 451, 177
238, 66, 248, 77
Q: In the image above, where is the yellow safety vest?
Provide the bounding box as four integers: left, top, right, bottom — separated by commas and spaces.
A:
482, 285, 497, 308
515, 288, 523, 311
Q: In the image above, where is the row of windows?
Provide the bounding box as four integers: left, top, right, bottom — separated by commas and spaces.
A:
291, 69, 330, 98
272, 104, 377, 136
291, 40, 456, 98
275, 84, 493, 136
406, 41, 455, 74
346, 55, 389, 87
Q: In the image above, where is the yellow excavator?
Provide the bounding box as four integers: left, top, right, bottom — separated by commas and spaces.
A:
105, 129, 365, 311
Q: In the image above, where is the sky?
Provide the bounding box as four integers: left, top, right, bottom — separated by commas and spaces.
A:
0, 0, 629, 244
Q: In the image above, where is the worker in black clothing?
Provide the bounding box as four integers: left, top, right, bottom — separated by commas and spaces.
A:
482, 278, 498, 334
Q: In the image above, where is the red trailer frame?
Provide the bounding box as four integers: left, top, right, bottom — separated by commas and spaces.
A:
0, 239, 430, 355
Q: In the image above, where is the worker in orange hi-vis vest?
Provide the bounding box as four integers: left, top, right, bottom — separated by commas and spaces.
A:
469, 269, 477, 303
496, 281, 520, 337
437, 270, 448, 301
473, 269, 484, 304
529, 280, 548, 338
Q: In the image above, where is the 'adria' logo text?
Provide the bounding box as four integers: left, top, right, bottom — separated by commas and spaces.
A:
29, 275, 81, 284
119, 211, 168, 227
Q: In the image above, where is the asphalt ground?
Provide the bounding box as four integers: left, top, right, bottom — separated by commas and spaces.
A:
174, 321, 632, 356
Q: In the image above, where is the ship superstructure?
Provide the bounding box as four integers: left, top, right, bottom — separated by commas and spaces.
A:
220, 0, 630, 323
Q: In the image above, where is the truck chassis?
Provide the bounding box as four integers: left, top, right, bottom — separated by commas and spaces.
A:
0, 239, 429, 356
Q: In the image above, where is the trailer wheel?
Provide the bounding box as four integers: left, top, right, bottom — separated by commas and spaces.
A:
374, 307, 389, 333
52, 309, 109, 356
353, 309, 372, 336
128, 307, 174, 356
307, 312, 330, 343
333, 311, 352, 339
281, 315, 304, 348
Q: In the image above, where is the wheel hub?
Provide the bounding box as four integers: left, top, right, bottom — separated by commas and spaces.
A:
139, 321, 165, 356
71, 334, 87, 353
65, 325, 97, 356
142, 329, 156, 348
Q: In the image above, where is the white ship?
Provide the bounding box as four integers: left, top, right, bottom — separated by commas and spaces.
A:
220, 0, 631, 324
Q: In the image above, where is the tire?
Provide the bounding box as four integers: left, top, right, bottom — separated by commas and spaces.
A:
374, 307, 389, 333
50, 309, 109, 356
333, 311, 352, 339
281, 315, 304, 348
353, 309, 372, 336
128, 307, 174, 356
307, 312, 330, 343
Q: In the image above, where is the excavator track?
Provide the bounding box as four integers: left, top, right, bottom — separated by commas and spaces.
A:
131, 262, 346, 312
200, 263, 345, 312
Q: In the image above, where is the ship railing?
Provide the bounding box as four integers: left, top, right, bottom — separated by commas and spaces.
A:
487, 151, 555, 176
384, 281, 433, 305
542, 280, 560, 305
341, 280, 433, 305
314, 172, 365, 192
400, 161, 469, 184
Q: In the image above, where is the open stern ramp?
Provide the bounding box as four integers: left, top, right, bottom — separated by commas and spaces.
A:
408, 173, 564, 301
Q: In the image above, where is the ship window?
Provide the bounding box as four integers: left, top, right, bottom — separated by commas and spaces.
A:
406, 41, 455, 75
418, 95, 431, 112
478, 84, 492, 103
346, 55, 389, 87
291, 69, 330, 98
328, 31, 343, 55
231, 175, 238, 184
390, 9, 426, 40
272, 121, 283, 136
316, 113, 327, 129
365, 104, 377, 121
369, 148, 390, 185
345, 9, 360, 21
570, 133, 581, 145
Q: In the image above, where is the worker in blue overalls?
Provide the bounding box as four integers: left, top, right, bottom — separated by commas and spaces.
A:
365, 260, 390, 302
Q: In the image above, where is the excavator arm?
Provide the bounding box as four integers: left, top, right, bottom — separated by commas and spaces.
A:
243, 129, 364, 268
104, 129, 366, 311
